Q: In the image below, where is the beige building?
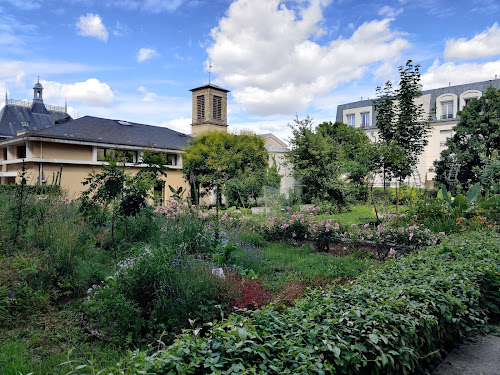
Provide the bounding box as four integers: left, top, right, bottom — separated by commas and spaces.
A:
0, 81, 294, 203
0, 82, 191, 202
336, 79, 500, 187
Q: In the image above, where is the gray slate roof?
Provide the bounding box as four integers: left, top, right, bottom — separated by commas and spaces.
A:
190, 83, 230, 93
0, 104, 71, 137
26, 115, 192, 150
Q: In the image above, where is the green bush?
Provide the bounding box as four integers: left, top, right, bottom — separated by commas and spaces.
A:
84, 246, 235, 345
88, 232, 499, 374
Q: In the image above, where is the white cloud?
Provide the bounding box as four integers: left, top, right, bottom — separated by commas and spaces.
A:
207, 0, 409, 116
421, 59, 500, 89
137, 86, 157, 102
42, 78, 114, 106
378, 6, 403, 17
137, 48, 159, 63
76, 13, 108, 42
444, 23, 500, 60
160, 117, 191, 133
112, 21, 129, 37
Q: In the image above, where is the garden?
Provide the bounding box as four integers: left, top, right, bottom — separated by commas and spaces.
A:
1, 62, 499, 374
0, 179, 498, 374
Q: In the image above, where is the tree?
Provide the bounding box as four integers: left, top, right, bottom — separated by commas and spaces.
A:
182, 131, 277, 208
80, 151, 167, 254
285, 116, 371, 207
374, 60, 430, 214
434, 87, 500, 189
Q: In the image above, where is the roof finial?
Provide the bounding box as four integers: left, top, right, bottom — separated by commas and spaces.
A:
208, 62, 212, 84
65, 97, 67, 113
5, 84, 7, 105
38, 75, 40, 83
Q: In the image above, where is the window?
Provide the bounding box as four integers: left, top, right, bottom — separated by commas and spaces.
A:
197, 95, 205, 120
441, 101, 453, 119
2, 148, 7, 161
361, 112, 370, 127
17, 145, 26, 159
146, 152, 177, 166
346, 114, 355, 127
97, 148, 136, 163
463, 98, 476, 107
440, 130, 453, 146
213, 95, 222, 120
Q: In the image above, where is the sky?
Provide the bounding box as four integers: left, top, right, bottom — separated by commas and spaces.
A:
1, 0, 500, 142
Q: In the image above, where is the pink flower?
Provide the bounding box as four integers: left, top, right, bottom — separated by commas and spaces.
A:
389, 248, 396, 256
438, 232, 445, 236
364, 223, 369, 228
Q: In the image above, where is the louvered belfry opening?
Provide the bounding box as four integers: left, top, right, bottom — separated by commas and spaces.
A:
197, 95, 205, 120
213, 95, 222, 121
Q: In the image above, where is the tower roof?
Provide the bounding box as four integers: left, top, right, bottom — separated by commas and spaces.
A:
190, 83, 229, 93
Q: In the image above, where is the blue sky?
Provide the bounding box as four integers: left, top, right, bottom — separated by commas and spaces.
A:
1, 0, 500, 141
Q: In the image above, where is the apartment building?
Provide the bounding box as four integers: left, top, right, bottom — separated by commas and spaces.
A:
336, 79, 500, 187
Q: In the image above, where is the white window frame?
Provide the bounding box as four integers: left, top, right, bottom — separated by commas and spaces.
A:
346, 114, 355, 127
436, 93, 457, 121
441, 101, 453, 119
361, 112, 370, 127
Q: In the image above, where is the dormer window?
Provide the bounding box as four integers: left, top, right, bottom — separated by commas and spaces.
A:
459, 90, 482, 111
441, 101, 453, 119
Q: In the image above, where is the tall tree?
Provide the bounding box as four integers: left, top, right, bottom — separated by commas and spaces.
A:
374, 60, 430, 213
434, 87, 500, 189
286, 116, 371, 206
182, 131, 275, 207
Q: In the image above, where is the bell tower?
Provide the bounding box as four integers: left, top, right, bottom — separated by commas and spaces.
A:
190, 83, 229, 136
33, 77, 43, 103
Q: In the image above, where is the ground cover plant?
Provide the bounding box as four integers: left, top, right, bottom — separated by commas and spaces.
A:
80, 231, 500, 374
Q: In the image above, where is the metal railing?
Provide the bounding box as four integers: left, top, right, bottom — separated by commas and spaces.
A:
6, 99, 66, 113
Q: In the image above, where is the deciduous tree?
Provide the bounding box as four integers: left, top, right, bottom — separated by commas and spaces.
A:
434, 87, 500, 189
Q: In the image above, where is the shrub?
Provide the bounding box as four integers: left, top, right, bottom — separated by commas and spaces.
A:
84, 246, 236, 344
86, 232, 500, 374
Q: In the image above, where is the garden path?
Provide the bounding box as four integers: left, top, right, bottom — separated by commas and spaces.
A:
432, 326, 500, 375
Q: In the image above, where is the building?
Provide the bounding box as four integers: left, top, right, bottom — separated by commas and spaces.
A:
0, 80, 295, 202
260, 133, 297, 196
0, 82, 191, 201
336, 79, 500, 187
0, 80, 72, 140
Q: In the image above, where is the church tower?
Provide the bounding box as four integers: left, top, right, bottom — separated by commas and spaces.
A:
190, 83, 229, 136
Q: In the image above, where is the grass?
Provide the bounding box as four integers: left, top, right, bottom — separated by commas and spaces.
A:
252, 242, 374, 291
0, 306, 126, 375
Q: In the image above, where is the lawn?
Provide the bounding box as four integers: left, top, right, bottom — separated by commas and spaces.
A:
255, 243, 373, 290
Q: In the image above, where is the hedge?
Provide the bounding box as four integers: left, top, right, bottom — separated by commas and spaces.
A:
83, 232, 499, 374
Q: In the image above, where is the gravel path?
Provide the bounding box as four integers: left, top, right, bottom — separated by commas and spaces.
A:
432, 327, 500, 375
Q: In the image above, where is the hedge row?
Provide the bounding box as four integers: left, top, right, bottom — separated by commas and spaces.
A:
86, 232, 499, 375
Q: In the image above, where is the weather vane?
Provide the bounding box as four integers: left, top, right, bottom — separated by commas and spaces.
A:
208, 62, 212, 84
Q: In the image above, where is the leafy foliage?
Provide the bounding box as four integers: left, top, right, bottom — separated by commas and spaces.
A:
87, 232, 500, 374
434, 87, 500, 189
374, 60, 430, 181
286, 116, 371, 205
183, 131, 276, 207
